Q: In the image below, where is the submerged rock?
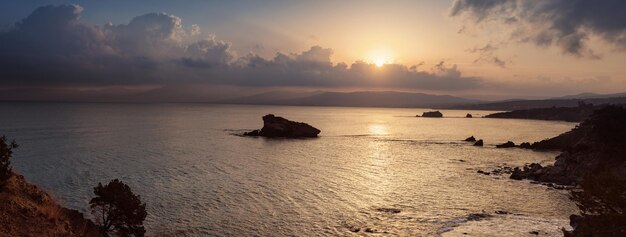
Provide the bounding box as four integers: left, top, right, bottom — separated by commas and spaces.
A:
464, 136, 476, 142
420, 111, 443, 118
477, 170, 491, 175
467, 213, 492, 221
376, 208, 401, 214
244, 114, 320, 138
496, 141, 516, 148
473, 139, 483, 146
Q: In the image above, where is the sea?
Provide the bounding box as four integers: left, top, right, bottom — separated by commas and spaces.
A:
0, 103, 579, 236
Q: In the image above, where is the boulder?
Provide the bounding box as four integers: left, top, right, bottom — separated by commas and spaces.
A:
421, 111, 443, 118
244, 114, 321, 138
466, 113, 473, 118
464, 136, 476, 142
473, 139, 483, 146
496, 141, 516, 148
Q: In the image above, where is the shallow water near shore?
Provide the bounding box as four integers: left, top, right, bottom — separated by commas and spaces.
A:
0, 103, 578, 236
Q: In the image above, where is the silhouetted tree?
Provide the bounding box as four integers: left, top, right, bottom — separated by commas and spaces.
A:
90, 179, 147, 237
0, 136, 18, 190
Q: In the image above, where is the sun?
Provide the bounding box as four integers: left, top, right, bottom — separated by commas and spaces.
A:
374, 58, 386, 67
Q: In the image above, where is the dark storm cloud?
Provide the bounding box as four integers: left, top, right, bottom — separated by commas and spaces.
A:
0, 4, 482, 91
451, 0, 626, 57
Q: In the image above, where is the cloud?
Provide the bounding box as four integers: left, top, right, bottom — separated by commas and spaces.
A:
450, 0, 626, 57
467, 43, 508, 68
0, 4, 482, 96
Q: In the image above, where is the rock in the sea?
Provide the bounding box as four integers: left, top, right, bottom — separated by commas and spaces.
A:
467, 213, 492, 221
510, 163, 547, 180
244, 114, 320, 138
466, 113, 473, 118
376, 208, 401, 214
518, 142, 532, 149
477, 170, 490, 175
421, 111, 443, 118
473, 139, 483, 146
464, 136, 476, 142
496, 141, 516, 148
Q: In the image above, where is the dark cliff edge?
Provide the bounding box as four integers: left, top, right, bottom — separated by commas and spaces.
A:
509, 106, 626, 236
485, 102, 595, 122
0, 173, 102, 237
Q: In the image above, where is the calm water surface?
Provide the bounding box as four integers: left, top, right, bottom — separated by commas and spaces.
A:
0, 103, 578, 236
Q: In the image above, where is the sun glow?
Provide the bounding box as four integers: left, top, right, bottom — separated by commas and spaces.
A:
369, 49, 393, 67
374, 58, 386, 67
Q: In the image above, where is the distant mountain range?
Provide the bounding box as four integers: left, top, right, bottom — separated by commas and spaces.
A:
219, 91, 480, 108
444, 95, 626, 111
551, 92, 626, 100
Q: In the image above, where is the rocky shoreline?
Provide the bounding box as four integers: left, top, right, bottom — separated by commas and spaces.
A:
505, 106, 626, 236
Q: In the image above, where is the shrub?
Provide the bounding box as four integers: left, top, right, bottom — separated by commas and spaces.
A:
90, 179, 147, 237
0, 135, 18, 190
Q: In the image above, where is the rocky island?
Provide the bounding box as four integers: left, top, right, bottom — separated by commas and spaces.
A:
419, 111, 443, 118
244, 114, 321, 138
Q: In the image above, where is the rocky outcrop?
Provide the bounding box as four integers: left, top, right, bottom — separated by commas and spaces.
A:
420, 111, 443, 118
473, 139, 483, 146
508, 106, 626, 236
509, 106, 626, 185
496, 141, 516, 148
244, 114, 320, 138
464, 136, 476, 142
0, 173, 102, 237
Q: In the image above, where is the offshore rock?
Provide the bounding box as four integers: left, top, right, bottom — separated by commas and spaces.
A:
464, 136, 476, 142
473, 139, 484, 146
420, 111, 443, 118
244, 114, 320, 138
496, 141, 516, 148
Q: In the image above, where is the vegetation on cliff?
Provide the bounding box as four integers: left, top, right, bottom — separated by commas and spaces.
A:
0, 136, 146, 237
91, 179, 147, 237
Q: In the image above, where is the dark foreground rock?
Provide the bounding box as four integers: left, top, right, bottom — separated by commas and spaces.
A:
466, 113, 473, 118
420, 111, 443, 118
496, 141, 516, 148
244, 114, 320, 138
464, 136, 476, 142
507, 106, 626, 236
473, 139, 483, 146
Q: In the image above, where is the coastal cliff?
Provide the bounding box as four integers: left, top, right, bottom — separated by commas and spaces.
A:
485, 102, 595, 122
509, 106, 626, 236
0, 173, 101, 237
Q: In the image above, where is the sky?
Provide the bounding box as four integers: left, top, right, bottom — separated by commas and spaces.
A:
0, 0, 625, 101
